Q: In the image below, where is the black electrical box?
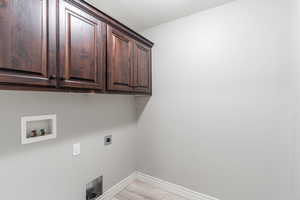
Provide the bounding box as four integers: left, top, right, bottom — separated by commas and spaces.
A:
86, 176, 103, 200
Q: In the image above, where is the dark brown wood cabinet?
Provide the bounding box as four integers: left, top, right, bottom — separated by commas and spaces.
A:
107, 26, 152, 94
133, 41, 152, 94
107, 26, 134, 92
59, 1, 106, 90
0, 0, 56, 87
0, 0, 153, 95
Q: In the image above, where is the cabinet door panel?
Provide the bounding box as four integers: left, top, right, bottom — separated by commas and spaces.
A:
134, 42, 152, 94
0, 0, 56, 86
107, 26, 134, 92
59, 1, 106, 89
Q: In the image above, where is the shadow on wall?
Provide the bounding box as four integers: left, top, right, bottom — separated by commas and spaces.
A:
0, 91, 137, 159
135, 96, 151, 119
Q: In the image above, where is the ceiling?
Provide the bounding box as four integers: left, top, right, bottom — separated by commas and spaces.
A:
85, 0, 235, 31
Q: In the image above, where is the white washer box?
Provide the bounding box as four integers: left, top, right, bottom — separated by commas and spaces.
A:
21, 114, 57, 144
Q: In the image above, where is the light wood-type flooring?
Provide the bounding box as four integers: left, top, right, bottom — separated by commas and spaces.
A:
112, 180, 189, 200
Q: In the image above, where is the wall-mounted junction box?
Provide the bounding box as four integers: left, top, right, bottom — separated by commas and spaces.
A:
86, 176, 103, 200
104, 135, 112, 146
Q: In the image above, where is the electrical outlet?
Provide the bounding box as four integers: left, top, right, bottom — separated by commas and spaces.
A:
104, 135, 112, 146
73, 143, 80, 156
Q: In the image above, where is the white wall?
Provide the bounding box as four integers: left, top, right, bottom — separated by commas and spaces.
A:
292, 0, 300, 199
1, 1, 299, 200
0, 91, 137, 200
136, 0, 295, 200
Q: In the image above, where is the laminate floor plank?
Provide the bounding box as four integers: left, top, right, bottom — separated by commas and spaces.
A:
113, 180, 189, 200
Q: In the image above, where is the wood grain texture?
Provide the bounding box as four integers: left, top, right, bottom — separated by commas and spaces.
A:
59, 0, 106, 90
0, 0, 56, 86
133, 41, 152, 94
66, 0, 154, 48
107, 25, 134, 92
114, 180, 189, 200
0, 0, 152, 95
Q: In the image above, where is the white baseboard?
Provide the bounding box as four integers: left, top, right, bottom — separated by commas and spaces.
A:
97, 171, 219, 200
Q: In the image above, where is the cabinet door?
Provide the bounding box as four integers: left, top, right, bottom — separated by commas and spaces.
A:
107, 26, 134, 92
0, 0, 56, 86
59, 1, 106, 90
133, 41, 152, 94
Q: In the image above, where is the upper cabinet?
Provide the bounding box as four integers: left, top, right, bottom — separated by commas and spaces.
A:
107, 26, 152, 94
133, 41, 152, 94
0, 0, 56, 87
107, 26, 134, 92
0, 0, 153, 95
59, 1, 106, 90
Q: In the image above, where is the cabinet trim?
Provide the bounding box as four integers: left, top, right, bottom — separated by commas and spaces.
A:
0, 0, 56, 87
65, 0, 154, 48
58, 0, 106, 90
0, 0, 152, 95
107, 25, 134, 92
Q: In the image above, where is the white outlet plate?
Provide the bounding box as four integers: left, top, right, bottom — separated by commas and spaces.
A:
73, 143, 81, 156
